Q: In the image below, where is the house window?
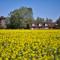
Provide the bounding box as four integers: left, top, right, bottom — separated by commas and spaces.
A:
45, 24, 48, 27
32, 24, 35, 26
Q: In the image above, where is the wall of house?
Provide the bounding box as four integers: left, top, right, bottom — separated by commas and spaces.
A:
0, 19, 6, 29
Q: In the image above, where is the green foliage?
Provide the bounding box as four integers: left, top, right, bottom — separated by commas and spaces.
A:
56, 17, 60, 28
36, 17, 44, 24
8, 7, 33, 29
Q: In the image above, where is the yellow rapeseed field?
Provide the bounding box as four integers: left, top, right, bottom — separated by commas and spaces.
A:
0, 29, 60, 60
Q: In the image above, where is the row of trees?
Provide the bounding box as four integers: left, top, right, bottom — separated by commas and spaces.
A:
5, 7, 60, 29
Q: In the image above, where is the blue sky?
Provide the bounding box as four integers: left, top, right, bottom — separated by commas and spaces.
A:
0, 0, 60, 21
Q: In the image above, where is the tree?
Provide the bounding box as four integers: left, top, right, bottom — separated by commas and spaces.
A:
45, 18, 54, 29
45, 18, 53, 24
56, 17, 60, 28
8, 7, 33, 29
36, 17, 45, 24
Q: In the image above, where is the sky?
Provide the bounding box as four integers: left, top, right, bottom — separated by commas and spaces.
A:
0, 0, 60, 21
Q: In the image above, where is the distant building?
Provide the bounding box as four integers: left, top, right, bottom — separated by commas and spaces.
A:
31, 22, 56, 29
31, 23, 36, 29
0, 16, 6, 28
45, 23, 48, 29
